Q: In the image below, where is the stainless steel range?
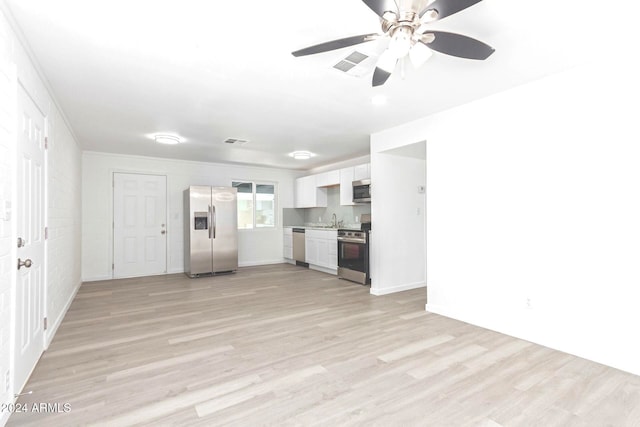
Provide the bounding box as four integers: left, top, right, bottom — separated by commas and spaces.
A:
337, 215, 371, 285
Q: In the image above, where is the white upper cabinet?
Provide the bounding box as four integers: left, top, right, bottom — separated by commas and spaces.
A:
294, 175, 327, 208
340, 163, 370, 205
316, 170, 340, 187
296, 162, 369, 208
339, 167, 355, 206
353, 163, 371, 181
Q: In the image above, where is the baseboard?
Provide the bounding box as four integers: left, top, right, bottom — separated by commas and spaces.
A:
45, 279, 82, 349
85, 261, 287, 281
370, 281, 426, 296
81, 274, 112, 282
308, 264, 337, 275
238, 259, 287, 267
424, 303, 470, 322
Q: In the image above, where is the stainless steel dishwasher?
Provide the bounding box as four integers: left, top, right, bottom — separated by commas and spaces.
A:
292, 228, 307, 266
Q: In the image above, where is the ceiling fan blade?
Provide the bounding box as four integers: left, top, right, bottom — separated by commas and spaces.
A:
372, 49, 397, 86
362, 0, 399, 19
372, 67, 393, 87
292, 34, 379, 57
420, 0, 483, 21
420, 31, 494, 60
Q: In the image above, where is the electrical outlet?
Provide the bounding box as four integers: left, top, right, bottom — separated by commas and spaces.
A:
526, 298, 533, 309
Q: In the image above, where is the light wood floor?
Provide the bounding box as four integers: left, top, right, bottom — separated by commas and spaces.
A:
8, 264, 640, 426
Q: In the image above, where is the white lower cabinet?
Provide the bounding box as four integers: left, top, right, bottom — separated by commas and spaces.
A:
305, 235, 319, 265
305, 229, 338, 272
283, 228, 293, 259
328, 238, 337, 269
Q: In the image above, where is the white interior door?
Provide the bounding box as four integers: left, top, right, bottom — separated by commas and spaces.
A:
15, 87, 45, 393
113, 173, 167, 278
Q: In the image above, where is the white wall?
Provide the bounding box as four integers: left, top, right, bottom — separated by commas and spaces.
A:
82, 151, 301, 281
45, 107, 82, 344
0, 11, 17, 426
371, 57, 640, 375
369, 142, 426, 295
0, 7, 82, 425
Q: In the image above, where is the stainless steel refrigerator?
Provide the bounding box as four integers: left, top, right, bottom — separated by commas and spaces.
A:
184, 186, 238, 277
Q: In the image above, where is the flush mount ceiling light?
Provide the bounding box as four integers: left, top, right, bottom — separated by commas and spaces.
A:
289, 151, 314, 160
154, 134, 183, 145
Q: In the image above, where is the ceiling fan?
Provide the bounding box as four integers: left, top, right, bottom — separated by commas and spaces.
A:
292, 0, 495, 87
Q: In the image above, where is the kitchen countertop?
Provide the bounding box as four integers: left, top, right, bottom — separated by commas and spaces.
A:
284, 224, 361, 231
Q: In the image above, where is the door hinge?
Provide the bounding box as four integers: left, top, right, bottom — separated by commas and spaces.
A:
44, 137, 48, 150
44, 226, 48, 240
43, 317, 48, 330
112, 263, 114, 270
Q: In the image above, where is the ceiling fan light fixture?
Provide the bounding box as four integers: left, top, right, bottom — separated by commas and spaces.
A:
154, 134, 183, 145
382, 10, 397, 22
291, 0, 495, 88
388, 26, 413, 59
409, 42, 433, 68
289, 151, 314, 160
420, 9, 439, 23
377, 49, 398, 73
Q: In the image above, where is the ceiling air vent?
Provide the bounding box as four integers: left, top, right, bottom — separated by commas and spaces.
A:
344, 51, 368, 64
332, 50, 377, 78
223, 138, 249, 146
334, 60, 356, 73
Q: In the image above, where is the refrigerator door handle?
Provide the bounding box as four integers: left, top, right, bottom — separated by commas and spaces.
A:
212, 205, 217, 239
208, 205, 213, 239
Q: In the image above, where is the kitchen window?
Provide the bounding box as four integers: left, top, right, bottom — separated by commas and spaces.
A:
232, 181, 276, 229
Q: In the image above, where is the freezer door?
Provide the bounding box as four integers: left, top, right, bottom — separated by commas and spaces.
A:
186, 186, 213, 275
211, 187, 238, 272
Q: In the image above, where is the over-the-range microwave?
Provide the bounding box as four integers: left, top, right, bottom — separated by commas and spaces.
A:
352, 179, 371, 203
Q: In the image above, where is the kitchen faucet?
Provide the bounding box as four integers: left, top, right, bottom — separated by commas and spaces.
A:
332, 213, 337, 228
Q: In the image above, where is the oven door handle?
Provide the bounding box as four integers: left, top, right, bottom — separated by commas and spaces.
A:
337, 237, 366, 244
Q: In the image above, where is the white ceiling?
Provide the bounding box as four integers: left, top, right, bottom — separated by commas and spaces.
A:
3, 0, 588, 170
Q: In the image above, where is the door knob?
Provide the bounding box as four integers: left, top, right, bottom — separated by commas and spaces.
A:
17, 258, 32, 270
17, 237, 26, 248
